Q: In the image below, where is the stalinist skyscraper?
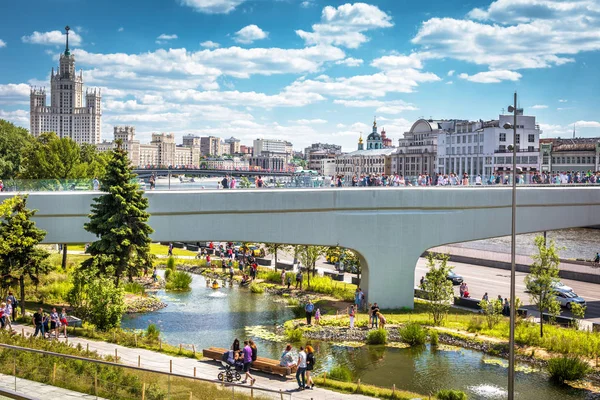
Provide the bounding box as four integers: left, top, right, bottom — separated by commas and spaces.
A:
30, 26, 102, 144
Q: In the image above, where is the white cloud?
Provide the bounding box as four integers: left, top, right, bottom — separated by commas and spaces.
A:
335, 57, 363, 67
157, 34, 178, 40
233, 25, 268, 44
200, 40, 220, 48
168, 89, 325, 108
0, 39, 6, 48
334, 99, 418, 114
22, 30, 82, 46
292, 119, 328, 125
371, 54, 423, 70
446, 81, 453, 85
412, 0, 600, 70
559, 99, 568, 102
447, 70, 455, 76
300, 1, 314, 8
118, 27, 124, 32
0, 83, 30, 98
296, 3, 393, 49
573, 120, 600, 128
458, 70, 522, 83
0, 109, 29, 127
178, 0, 247, 14
531, 104, 548, 109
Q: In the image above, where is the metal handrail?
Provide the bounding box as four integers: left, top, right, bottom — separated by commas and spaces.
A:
0, 343, 290, 397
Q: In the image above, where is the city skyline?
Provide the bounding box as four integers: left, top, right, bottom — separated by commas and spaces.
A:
1, 0, 600, 151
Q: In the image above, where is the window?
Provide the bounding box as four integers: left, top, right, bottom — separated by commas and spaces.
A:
468, 146, 472, 154
528, 134, 535, 143
468, 135, 472, 143
499, 133, 506, 142
496, 157, 505, 164
452, 136, 456, 144
516, 134, 520, 144
577, 157, 581, 164
480, 145, 483, 154
499, 145, 506, 152
552, 157, 556, 164
529, 156, 538, 164
528, 146, 534, 152
463, 136, 467, 144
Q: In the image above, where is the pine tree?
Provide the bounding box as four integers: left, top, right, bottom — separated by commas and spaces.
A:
83, 141, 154, 284
0, 195, 51, 317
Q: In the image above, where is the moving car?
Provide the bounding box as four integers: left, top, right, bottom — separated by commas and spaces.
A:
551, 281, 573, 293
554, 290, 586, 310
447, 270, 464, 285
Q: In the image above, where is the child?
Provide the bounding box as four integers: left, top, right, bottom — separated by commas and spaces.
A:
314, 308, 321, 325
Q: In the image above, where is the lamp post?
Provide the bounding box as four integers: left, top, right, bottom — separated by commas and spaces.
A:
502, 92, 518, 400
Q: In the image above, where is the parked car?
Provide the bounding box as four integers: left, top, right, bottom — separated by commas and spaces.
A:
553, 290, 586, 309
551, 281, 573, 293
447, 270, 464, 285
240, 244, 265, 258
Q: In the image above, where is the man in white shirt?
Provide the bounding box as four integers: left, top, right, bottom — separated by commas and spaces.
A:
475, 175, 482, 185
296, 347, 307, 390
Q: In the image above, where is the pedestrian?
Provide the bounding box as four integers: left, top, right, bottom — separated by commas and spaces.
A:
503, 298, 510, 316
349, 305, 355, 329
286, 275, 292, 289
280, 270, 286, 286
459, 282, 466, 297
6, 292, 17, 320
482, 292, 489, 301
420, 276, 425, 287
229, 265, 234, 281
305, 301, 314, 325
242, 341, 256, 385
92, 177, 100, 190
33, 308, 45, 338
595, 252, 600, 263
152, 267, 158, 282
167, 243, 173, 257
377, 312, 386, 329
314, 308, 321, 325
305, 345, 315, 389
370, 303, 380, 328
354, 288, 361, 309
0, 304, 5, 329
3, 300, 12, 331
249, 339, 258, 364
60, 308, 68, 338
50, 307, 60, 338
497, 294, 503, 302
295, 270, 303, 290
296, 346, 307, 390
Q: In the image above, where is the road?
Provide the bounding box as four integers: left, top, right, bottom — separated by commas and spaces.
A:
414, 259, 600, 323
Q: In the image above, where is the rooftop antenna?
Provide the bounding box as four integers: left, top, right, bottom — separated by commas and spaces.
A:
501, 108, 505, 114
573, 123, 576, 139
64, 26, 70, 55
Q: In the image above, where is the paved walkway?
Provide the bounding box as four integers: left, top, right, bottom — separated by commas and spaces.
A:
0, 373, 102, 399
15, 324, 377, 400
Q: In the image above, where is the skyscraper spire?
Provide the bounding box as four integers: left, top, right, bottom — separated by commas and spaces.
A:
64, 25, 70, 56
573, 123, 576, 139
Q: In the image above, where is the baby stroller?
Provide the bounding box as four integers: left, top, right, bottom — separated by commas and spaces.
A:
218, 351, 242, 382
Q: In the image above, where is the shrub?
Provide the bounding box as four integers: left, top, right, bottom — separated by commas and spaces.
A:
436, 389, 468, 400
37, 279, 73, 304
165, 271, 192, 291
285, 328, 303, 342
164, 268, 172, 281
399, 323, 426, 346
328, 365, 352, 382
429, 329, 439, 346
366, 328, 388, 345
547, 356, 591, 383
123, 281, 145, 296
68, 274, 126, 331
146, 324, 160, 341
166, 256, 176, 271
249, 282, 264, 294
467, 316, 484, 333
479, 299, 504, 329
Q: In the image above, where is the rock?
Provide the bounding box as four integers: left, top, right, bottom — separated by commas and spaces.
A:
125, 295, 167, 314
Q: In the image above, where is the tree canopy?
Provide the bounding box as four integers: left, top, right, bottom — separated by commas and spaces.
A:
0, 120, 34, 180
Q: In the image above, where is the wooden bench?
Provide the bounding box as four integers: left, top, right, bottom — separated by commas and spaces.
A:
202, 347, 297, 377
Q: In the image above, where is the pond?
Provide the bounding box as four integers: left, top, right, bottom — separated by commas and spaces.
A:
122, 274, 587, 400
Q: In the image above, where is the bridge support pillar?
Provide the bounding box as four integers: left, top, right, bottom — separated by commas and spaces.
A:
357, 248, 421, 310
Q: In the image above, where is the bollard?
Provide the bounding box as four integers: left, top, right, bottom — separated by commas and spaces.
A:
94, 372, 98, 398
192, 344, 196, 356
251, 379, 254, 398
115, 348, 118, 361
142, 383, 146, 400
279, 389, 284, 400
135, 334, 137, 347
392, 384, 396, 396
113, 331, 116, 342
52, 363, 57, 384
86, 343, 89, 353
194, 367, 196, 377
138, 355, 141, 368
170, 359, 172, 374
159, 338, 162, 350
21, 328, 24, 337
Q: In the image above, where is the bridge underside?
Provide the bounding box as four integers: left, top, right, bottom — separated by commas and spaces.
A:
2, 187, 600, 309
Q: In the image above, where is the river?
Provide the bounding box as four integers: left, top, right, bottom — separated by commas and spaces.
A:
122, 274, 586, 399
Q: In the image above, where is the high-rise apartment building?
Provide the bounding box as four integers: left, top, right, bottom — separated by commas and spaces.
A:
30, 26, 101, 144
224, 137, 241, 154
200, 136, 221, 156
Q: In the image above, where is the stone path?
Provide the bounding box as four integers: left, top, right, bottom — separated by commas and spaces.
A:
15, 324, 378, 400
0, 373, 102, 399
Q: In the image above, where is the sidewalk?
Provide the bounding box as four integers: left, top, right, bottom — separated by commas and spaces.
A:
15, 324, 375, 400
0, 372, 103, 399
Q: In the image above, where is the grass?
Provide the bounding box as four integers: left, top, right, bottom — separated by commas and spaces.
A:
366, 328, 388, 345
399, 323, 427, 346
122, 281, 146, 296
249, 282, 265, 294
547, 356, 591, 383
255, 269, 356, 301
315, 375, 429, 400
150, 243, 197, 257
436, 389, 468, 400
328, 365, 353, 382
285, 328, 303, 342
165, 271, 193, 291
430, 330, 439, 346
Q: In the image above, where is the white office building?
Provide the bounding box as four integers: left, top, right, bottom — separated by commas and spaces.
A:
30, 26, 101, 144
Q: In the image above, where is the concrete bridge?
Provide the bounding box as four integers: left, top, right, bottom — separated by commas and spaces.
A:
2, 187, 600, 309
133, 168, 296, 179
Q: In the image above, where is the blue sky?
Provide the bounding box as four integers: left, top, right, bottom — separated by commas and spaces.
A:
1, 0, 599, 151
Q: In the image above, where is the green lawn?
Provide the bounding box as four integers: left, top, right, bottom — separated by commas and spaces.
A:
62, 243, 197, 257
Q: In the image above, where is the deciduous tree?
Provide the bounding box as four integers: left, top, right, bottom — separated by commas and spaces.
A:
264, 243, 290, 271
422, 253, 455, 326
299, 245, 327, 289
0, 120, 33, 180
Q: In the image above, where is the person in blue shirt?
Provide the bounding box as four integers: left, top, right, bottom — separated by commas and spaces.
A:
305, 301, 314, 325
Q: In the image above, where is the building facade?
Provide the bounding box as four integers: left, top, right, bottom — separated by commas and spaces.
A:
200, 136, 222, 156
224, 137, 241, 155
390, 119, 447, 177
540, 138, 600, 173
30, 26, 101, 144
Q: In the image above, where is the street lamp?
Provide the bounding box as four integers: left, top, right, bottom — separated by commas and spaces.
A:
502, 92, 518, 400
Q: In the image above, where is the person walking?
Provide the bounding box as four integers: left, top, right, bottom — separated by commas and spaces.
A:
482, 292, 489, 301
32, 308, 45, 338
377, 312, 386, 329
3, 300, 12, 331
314, 308, 321, 325
280, 270, 286, 286
349, 305, 355, 329
242, 341, 256, 385
6, 292, 17, 320
50, 307, 60, 338
370, 303, 380, 328
167, 243, 173, 257
305, 301, 314, 325
296, 346, 307, 390
60, 308, 68, 338
295, 270, 303, 290
305, 345, 315, 389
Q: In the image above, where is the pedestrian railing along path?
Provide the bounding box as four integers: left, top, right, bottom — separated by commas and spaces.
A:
0, 372, 101, 400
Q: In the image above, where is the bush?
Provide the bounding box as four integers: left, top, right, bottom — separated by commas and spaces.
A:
399, 323, 426, 346
123, 281, 145, 296
165, 271, 192, 291
37, 278, 73, 304
146, 324, 160, 341
429, 329, 439, 346
249, 282, 264, 294
164, 268, 172, 281
436, 389, 468, 400
68, 274, 126, 331
328, 365, 352, 382
547, 356, 591, 383
366, 328, 388, 345
166, 256, 176, 271
467, 316, 484, 333
285, 328, 303, 342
